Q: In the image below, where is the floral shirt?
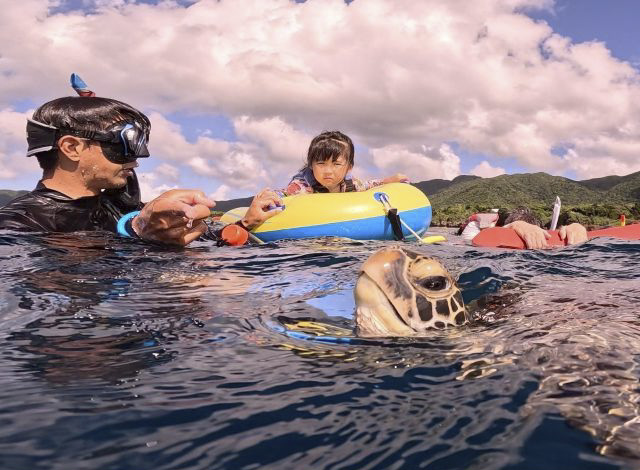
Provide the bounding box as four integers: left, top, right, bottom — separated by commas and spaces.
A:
275, 167, 388, 197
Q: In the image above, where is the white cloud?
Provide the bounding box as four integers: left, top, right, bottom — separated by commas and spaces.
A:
233, 116, 310, 165
134, 163, 185, 201
145, 113, 312, 194
0, 108, 40, 180
561, 149, 640, 180
154, 163, 181, 183
370, 143, 461, 181
0, 0, 639, 193
209, 184, 232, 202
147, 112, 269, 191
471, 160, 506, 178
136, 170, 179, 201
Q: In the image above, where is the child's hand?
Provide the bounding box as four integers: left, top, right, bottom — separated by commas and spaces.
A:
384, 173, 410, 184
242, 188, 283, 229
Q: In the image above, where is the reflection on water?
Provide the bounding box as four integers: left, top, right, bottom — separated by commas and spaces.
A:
0, 230, 638, 469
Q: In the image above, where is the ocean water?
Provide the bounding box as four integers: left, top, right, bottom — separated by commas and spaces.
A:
0, 231, 639, 470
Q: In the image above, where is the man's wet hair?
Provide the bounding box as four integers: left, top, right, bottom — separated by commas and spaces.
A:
498, 207, 541, 227
305, 131, 354, 169
32, 96, 151, 171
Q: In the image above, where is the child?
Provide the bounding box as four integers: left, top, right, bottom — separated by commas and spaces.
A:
276, 131, 408, 197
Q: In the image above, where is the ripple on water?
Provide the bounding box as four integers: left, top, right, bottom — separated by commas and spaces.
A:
0, 232, 638, 469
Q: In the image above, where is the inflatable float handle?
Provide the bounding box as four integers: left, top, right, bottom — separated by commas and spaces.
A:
374, 192, 403, 240
373, 191, 389, 203
375, 191, 433, 243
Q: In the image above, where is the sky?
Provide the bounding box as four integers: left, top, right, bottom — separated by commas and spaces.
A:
1, 0, 639, 201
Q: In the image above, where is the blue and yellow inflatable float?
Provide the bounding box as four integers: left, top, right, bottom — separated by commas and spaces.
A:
221, 183, 432, 242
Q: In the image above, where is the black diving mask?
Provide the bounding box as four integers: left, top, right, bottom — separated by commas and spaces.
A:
26, 119, 150, 164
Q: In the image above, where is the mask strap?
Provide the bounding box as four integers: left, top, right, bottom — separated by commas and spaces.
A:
26, 119, 59, 156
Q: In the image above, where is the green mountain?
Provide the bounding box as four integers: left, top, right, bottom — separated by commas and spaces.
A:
601, 171, 640, 201
0, 190, 28, 207
3, 171, 639, 227
213, 196, 253, 212
412, 174, 480, 197
428, 172, 640, 227
430, 172, 618, 208
578, 171, 640, 191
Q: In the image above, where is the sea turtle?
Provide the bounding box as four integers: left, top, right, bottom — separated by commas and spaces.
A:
354, 246, 469, 337
275, 246, 640, 461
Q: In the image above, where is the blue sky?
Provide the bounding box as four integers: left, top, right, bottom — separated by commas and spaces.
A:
1, 0, 639, 199
528, 0, 640, 69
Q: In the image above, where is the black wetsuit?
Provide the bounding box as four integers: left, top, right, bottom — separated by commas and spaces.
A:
0, 174, 238, 244
0, 175, 143, 233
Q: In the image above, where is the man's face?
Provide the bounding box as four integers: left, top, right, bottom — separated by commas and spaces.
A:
78, 141, 138, 191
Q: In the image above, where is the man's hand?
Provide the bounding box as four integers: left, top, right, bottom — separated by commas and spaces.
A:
506, 220, 551, 249
559, 223, 588, 245
242, 188, 283, 230
131, 189, 215, 246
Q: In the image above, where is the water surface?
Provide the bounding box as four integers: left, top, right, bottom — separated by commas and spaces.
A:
0, 231, 639, 470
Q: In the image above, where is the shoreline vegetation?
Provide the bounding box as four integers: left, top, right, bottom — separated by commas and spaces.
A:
425, 171, 640, 229
3, 171, 638, 230
431, 202, 639, 230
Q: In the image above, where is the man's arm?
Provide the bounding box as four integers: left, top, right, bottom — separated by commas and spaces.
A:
128, 188, 283, 246
130, 189, 215, 246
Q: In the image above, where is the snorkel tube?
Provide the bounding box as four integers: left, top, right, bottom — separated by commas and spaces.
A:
69, 73, 144, 213
550, 196, 561, 231
71, 73, 96, 97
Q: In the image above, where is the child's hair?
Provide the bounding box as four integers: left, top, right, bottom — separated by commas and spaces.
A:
497, 207, 541, 227
305, 131, 354, 169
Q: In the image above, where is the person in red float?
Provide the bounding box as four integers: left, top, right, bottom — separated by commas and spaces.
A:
467, 207, 589, 249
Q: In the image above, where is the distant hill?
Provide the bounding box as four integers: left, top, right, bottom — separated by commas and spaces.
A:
0, 190, 28, 207
413, 174, 480, 197
210, 172, 640, 211
211, 175, 484, 212
213, 196, 253, 212
601, 171, 640, 201
3, 171, 639, 227
428, 171, 640, 227
578, 171, 640, 191
431, 172, 618, 208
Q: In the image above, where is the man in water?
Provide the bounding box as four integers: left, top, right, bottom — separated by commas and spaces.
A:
0, 95, 281, 245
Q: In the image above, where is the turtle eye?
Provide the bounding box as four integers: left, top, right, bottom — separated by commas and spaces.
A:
420, 276, 449, 291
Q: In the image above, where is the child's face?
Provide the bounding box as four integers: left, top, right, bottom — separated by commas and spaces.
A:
311, 154, 352, 192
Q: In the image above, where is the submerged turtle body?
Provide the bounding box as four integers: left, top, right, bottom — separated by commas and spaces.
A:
354, 247, 469, 337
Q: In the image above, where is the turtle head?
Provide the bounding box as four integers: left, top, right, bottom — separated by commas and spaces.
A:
354, 247, 468, 337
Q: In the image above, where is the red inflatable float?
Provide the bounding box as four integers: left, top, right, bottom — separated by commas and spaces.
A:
472, 224, 640, 249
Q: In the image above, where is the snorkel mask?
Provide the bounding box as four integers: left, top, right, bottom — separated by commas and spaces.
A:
26, 119, 150, 164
